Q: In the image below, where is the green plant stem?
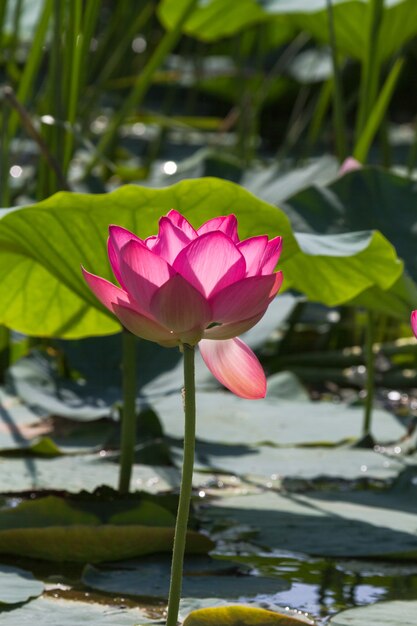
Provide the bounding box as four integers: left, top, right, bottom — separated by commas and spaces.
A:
86, 0, 198, 173
326, 0, 347, 161
118, 329, 137, 494
353, 57, 404, 163
166, 343, 196, 626
363, 311, 375, 437
355, 0, 384, 141
0, 326, 10, 384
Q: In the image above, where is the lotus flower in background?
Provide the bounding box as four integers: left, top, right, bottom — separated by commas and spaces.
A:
411, 311, 417, 338
82, 210, 283, 399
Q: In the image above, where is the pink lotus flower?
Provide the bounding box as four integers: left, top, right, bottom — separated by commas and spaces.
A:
82, 211, 283, 399
411, 311, 417, 338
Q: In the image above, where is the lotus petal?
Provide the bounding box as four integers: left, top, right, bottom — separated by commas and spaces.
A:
151, 274, 211, 336
152, 217, 193, 264
174, 231, 245, 298
119, 240, 173, 311
211, 272, 283, 323
197, 215, 239, 242
199, 337, 266, 399
260, 236, 283, 274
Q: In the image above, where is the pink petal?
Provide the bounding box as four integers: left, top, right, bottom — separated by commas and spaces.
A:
150, 274, 211, 335
82, 267, 130, 313
260, 237, 283, 274
173, 231, 246, 298
165, 209, 197, 240
203, 311, 265, 340
411, 311, 417, 338
145, 235, 158, 250
113, 302, 179, 346
238, 235, 268, 276
339, 157, 362, 176
151, 217, 193, 264
108, 225, 144, 287
199, 337, 266, 399
197, 215, 239, 242
119, 239, 173, 311
211, 273, 283, 323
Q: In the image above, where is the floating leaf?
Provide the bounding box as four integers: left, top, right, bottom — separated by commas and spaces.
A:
0, 525, 212, 563
0, 596, 158, 625
329, 599, 417, 626
0, 453, 214, 494
152, 392, 405, 446
206, 484, 417, 559
82, 554, 289, 599
183, 605, 313, 626
0, 565, 43, 605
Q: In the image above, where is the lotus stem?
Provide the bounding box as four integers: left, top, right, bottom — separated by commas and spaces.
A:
363, 311, 375, 437
166, 343, 196, 626
118, 329, 137, 493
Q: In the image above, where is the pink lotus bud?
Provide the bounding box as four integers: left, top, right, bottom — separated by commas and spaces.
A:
411, 311, 417, 338
339, 157, 362, 176
82, 211, 283, 399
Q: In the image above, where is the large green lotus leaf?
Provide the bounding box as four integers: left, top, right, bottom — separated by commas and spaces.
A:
158, 0, 417, 61
175, 443, 407, 483
0, 179, 402, 338
183, 605, 312, 626
267, 0, 417, 62
329, 600, 417, 625
0, 565, 43, 605
157, 0, 283, 42
82, 554, 289, 599
284, 168, 417, 281
0, 596, 158, 625
0, 453, 215, 494
152, 391, 405, 446
206, 484, 417, 558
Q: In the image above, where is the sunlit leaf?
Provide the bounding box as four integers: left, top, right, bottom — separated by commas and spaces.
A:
0, 180, 403, 338
183, 605, 313, 626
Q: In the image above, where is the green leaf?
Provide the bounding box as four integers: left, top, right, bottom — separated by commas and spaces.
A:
0, 524, 212, 562
183, 605, 313, 626
329, 599, 417, 626
0, 179, 403, 338
284, 167, 417, 317
0, 596, 158, 625
0, 452, 212, 494
0, 565, 43, 605
82, 554, 290, 599
158, 0, 268, 42
206, 484, 417, 559
158, 0, 417, 61
0, 493, 212, 562
152, 390, 405, 446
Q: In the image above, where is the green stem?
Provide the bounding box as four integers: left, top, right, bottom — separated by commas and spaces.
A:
118, 329, 137, 494
326, 0, 347, 161
166, 344, 196, 626
363, 311, 375, 437
0, 326, 10, 384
